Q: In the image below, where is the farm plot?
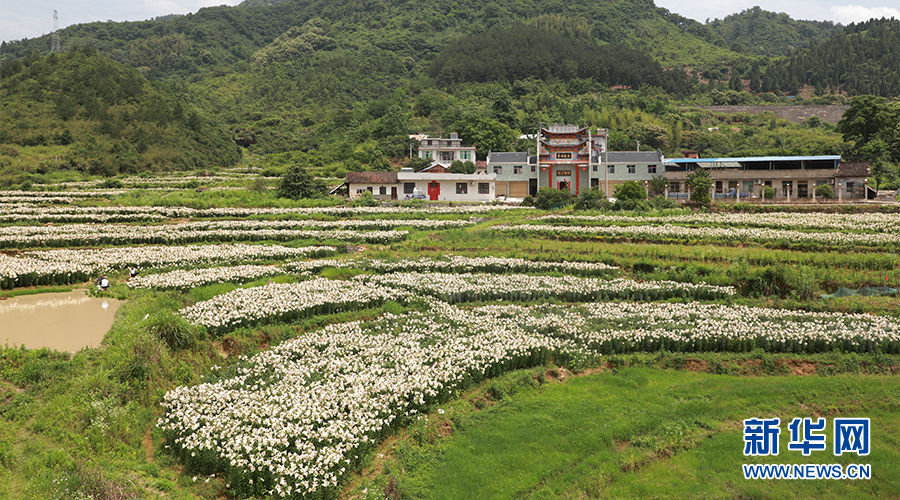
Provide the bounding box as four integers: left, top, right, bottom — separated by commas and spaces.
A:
161, 293, 900, 498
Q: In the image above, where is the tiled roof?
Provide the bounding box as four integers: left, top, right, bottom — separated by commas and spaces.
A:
837, 161, 870, 177
606, 151, 661, 163
345, 171, 398, 184
489, 152, 528, 163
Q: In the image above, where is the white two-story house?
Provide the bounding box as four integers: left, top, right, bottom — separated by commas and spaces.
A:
417, 133, 477, 169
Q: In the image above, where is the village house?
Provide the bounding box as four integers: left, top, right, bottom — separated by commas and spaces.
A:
416, 133, 476, 169
343, 169, 496, 202
662, 154, 871, 201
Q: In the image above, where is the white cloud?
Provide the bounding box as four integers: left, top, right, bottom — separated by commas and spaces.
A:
830, 5, 900, 24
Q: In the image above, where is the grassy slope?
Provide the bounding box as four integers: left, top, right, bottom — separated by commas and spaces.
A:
373, 367, 900, 499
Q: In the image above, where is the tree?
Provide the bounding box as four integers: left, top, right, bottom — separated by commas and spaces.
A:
686, 168, 712, 207
648, 174, 668, 198
838, 95, 894, 146
277, 165, 326, 200
748, 61, 761, 93
449, 160, 476, 174
408, 156, 432, 172
453, 115, 517, 160
626, 122, 669, 150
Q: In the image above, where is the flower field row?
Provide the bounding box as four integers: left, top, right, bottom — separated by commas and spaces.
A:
539, 212, 900, 234
483, 301, 900, 354
283, 255, 619, 278
160, 300, 564, 497
125, 255, 617, 291
128, 265, 284, 291
0, 253, 92, 290
356, 272, 735, 303
492, 223, 900, 247
1, 244, 335, 289
179, 278, 402, 336
0, 224, 408, 248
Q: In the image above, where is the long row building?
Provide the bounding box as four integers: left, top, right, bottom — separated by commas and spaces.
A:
338, 125, 869, 202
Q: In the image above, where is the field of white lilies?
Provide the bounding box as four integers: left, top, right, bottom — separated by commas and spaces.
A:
2, 188, 899, 499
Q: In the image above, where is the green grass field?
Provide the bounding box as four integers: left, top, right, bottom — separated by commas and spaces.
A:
364, 367, 900, 500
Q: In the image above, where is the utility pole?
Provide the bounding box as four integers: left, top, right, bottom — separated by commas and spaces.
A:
51, 10, 61, 53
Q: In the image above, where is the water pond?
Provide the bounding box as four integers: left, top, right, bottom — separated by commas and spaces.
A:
0, 290, 122, 352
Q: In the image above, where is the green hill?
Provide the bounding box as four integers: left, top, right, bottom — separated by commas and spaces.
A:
0, 47, 241, 177
707, 6, 842, 57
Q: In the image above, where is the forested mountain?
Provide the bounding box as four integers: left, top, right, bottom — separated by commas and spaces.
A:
428, 26, 694, 96
707, 6, 842, 57
0, 0, 898, 186
762, 18, 900, 97
0, 47, 240, 174
0, 0, 735, 79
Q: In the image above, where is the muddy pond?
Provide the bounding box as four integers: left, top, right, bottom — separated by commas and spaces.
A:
0, 290, 122, 352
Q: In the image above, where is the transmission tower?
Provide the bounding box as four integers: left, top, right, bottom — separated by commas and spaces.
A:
51, 10, 61, 53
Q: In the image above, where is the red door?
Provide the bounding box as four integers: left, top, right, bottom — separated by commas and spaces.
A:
391, 187, 398, 200
428, 181, 440, 200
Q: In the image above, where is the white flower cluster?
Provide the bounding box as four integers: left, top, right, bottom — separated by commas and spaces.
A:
541, 212, 900, 234
25, 243, 334, 272
494, 223, 900, 247
159, 300, 565, 497
0, 206, 167, 223
282, 255, 618, 277
0, 223, 408, 248
356, 272, 735, 302
179, 278, 401, 335
128, 265, 283, 290
0, 253, 93, 289
0, 189, 128, 198
476, 301, 900, 353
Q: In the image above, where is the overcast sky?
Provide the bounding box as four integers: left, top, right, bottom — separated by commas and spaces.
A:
2, 0, 899, 44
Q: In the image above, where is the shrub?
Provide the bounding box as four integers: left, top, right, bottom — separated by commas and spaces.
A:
144, 311, 200, 350
573, 187, 606, 211
520, 195, 535, 207
533, 187, 574, 210
815, 184, 834, 199
614, 181, 647, 201
763, 186, 776, 199
648, 196, 679, 210
352, 191, 379, 207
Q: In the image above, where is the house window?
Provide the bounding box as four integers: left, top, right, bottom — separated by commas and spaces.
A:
426, 140, 432, 145
592, 165, 598, 172
493, 166, 502, 174
531, 165, 536, 172
514, 165, 522, 174
367, 187, 373, 193
456, 182, 468, 194
404, 182, 415, 194
668, 182, 680, 193
441, 152, 454, 162
478, 182, 489, 194
460, 151, 471, 160
379, 186, 387, 195
608, 165, 615, 174
648, 164, 657, 174
423, 151, 433, 159
627, 164, 636, 174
